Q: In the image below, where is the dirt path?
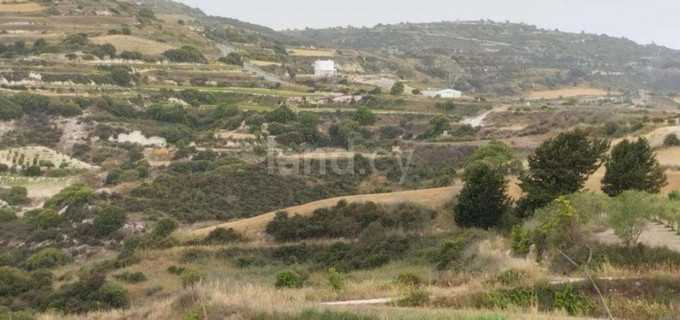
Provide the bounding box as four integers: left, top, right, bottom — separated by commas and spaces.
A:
189, 185, 462, 238
594, 222, 680, 251
319, 298, 392, 306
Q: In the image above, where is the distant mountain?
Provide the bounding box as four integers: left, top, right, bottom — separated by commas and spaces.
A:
285, 21, 680, 94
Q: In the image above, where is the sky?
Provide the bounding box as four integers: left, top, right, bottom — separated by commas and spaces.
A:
177, 0, 680, 49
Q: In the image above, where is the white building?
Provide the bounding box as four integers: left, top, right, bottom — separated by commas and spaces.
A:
423, 89, 462, 99
313, 60, 337, 77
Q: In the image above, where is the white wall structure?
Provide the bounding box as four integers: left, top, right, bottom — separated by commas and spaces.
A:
423, 89, 462, 98
314, 59, 337, 77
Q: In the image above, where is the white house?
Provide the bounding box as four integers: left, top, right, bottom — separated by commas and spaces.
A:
423, 89, 462, 99
313, 60, 337, 77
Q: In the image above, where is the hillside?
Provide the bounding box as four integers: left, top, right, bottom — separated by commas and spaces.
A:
286, 21, 680, 94
4, 1, 680, 320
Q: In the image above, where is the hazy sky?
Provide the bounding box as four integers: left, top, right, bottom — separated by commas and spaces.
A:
177, 0, 680, 49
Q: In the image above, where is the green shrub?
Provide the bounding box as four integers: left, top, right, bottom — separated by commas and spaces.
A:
26, 247, 71, 270
326, 267, 343, 291
0, 266, 33, 295
180, 248, 210, 263
510, 225, 531, 255
23, 165, 42, 177
114, 271, 147, 283
93, 205, 128, 237
275, 269, 304, 288
0, 208, 17, 222
34, 209, 60, 229
396, 289, 430, 307
663, 133, 680, 147
395, 271, 424, 287
0, 252, 15, 266
491, 268, 528, 286
203, 227, 244, 244
482, 287, 535, 309
234, 255, 266, 268
551, 284, 593, 315
179, 268, 205, 287
669, 190, 680, 201
152, 218, 179, 238
3, 186, 28, 205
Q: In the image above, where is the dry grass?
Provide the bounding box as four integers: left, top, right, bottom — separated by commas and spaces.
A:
0, 2, 42, 12
250, 60, 282, 67
189, 185, 462, 238
526, 88, 614, 100
288, 48, 336, 57
90, 35, 175, 56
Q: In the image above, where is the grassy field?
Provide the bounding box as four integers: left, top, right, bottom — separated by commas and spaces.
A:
90, 35, 176, 56
189, 185, 462, 238
526, 88, 614, 100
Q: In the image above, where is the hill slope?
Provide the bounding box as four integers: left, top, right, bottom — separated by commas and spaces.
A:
285, 21, 680, 94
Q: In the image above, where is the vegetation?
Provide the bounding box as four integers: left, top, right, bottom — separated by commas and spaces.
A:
454, 164, 510, 229
517, 130, 608, 217
602, 138, 667, 196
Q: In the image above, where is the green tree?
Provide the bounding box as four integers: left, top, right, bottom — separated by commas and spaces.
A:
517, 130, 608, 217
109, 68, 131, 87
23, 165, 42, 177
390, 81, 405, 95
454, 164, 510, 229
607, 191, 655, 247
100, 43, 116, 58
353, 106, 376, 125
601, 138, 667, 196
93, 205, 128, 237
420, 115, 450, 139
219, 52, 243, 66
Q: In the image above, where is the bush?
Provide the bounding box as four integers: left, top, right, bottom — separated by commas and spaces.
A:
275, 269, 304, 288
23, 165, 42, 177
0, 252, 15, 266
203, 227, 244, 244
114, 271, 147, 283
0, 266, 33, 295
395, 271, 424, 287
669, 189, 680, 201
326, 267, 343, 291
26, 247, 71, 270
0, 208, 17, 222
162, 46, 206, 63
510, 225, 531, 255
179, 268, 205, 287
34, 209, 60, 229
663, 133, 680, 147
181, 248, 210, 263
396, 289, 430, 307
607, 191, 656, 247
152, 218, 179, 238
3, 186, 28, 205
93, 205, 128, 237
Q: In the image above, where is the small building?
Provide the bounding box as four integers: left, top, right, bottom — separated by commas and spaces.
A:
423, 89, 462, 99
313, 60, 337, 77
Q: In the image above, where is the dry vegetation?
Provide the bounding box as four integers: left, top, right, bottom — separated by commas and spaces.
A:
526, 87, 614, 100
90, 35, 176, 56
